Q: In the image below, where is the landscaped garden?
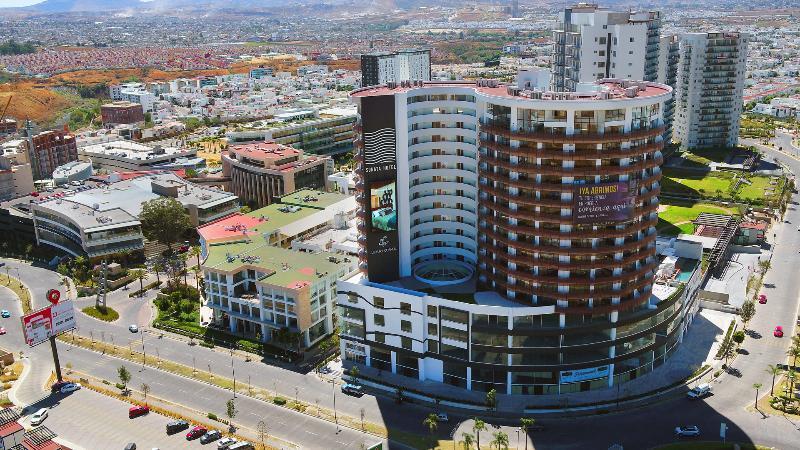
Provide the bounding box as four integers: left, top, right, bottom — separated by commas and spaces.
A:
656, 201, 740, 237
82, 305, 120, 322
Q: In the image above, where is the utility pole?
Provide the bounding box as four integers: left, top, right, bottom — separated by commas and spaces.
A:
50, 336, 62, 382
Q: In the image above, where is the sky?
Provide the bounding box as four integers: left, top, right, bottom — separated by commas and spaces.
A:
0, 1, 44, 6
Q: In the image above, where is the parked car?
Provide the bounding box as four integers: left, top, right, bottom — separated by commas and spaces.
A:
217, 438, 237, 449
774, 326, 784, 337
129, 324, 139, 333
0, 328, 7, 335
227, 442, 255, 450
200, 430, 222, 444
187, 426, 208, 440
758, 294, 767, 304
435, 412, 449, 423
124, 443, 136, 450
675, 426, 701, 437
51, 381, 69, 392
1, 310, 10, 318
166, 420, 189, 434
129, 405, 149, 419
341, 383, 363, 396
60, 382, 81, 394
687, 383, 712, 400
30, 408, 48, 425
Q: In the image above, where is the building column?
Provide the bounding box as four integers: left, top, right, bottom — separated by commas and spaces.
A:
608, 363, 615, 388
466, 367, 472, 391
506, 371, 512, 395
390, 351, 397, 374
418, 358, 425, 381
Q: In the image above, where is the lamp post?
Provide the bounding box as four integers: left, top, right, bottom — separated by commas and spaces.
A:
516, 429, 520, 450
330, 380, 339, 431
140, 330, 146, 371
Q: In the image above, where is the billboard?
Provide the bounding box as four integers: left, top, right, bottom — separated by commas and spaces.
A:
360, 94, 400, 283
21, 300, 76, 347
573, 182, 634, 223
560, 365, 610, 383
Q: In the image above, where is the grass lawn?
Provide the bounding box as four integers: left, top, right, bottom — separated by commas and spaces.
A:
662, 168, 735, 197
82, 305, 120, 322
680, 147, 734, 165
738, 176, 783, 203
657, 201, 739, 237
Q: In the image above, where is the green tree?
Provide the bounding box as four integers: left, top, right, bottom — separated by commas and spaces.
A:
153, 262, 163, 284
766, 364, 784, 396
226, 398, 238, 421
190, 245, 202, 271
740, 300, 756, 331
141, 383, 150, 403
787, 344, 800, 369
460, 432, 475, 450
485, 388, 497, 412
732, 330, 745, 345
520, 417, 535, 450
423, 413, 439, 449
490, 431, 509, 450
349, 365, 360, 383
118, 365, 131, 390
473, 419, 486, 450
138, 197, 191, 251
240, 205, 252, 214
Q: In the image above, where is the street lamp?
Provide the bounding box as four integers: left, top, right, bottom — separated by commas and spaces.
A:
516, 429, 520, 450
330, 379, 339, 431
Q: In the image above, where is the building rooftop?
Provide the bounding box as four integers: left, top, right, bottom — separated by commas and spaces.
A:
101, 101, 143, 109
350, 79, 671, 101
204, 241, 351, 289
79, 140, 193, 161
34, 172, 235, 231
227, 142, 301, 162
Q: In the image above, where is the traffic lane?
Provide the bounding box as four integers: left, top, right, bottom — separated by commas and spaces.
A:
33, 388, 218, 450
0, 260, 63, 307
57, 344, 380, 450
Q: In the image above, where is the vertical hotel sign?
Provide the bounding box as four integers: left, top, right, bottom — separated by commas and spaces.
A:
361, 95, 399, 282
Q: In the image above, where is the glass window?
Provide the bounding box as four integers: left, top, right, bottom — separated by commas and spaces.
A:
374, 314, 385, 327
374, 332, 385, 344
401, 337, 413, 350
427, 305, 437, 318
428, 323, 438, 336
400, 302, 411, 315
440, 307, 468, 324
441, 326, 468, 343
374, 296, 384, 308
401, 320, 412, 333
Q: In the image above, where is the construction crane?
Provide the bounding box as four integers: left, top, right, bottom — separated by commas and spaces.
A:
0, 94, 11, 123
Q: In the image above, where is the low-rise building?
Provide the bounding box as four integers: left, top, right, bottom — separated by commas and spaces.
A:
52, 160, 93, 186
78, 140, 198, 172
0, 139, 34, 201
31, 172, 238, 258
101, 101, 145, 128
199, 189, 358, 348
222, 141, 331, 208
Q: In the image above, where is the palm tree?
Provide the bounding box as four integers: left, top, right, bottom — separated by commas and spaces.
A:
132, 269, 147, 296
423, 413, 439, 449
460, 432, 475, 450
766, 364, 784, 395
190, 245, 202, 270
519, 417, 535, 450
490, 431, 509, 450
753, 383, 763, 409
787, 344, 800, 369
153, 263, 163, 284
473, 419, 486, 450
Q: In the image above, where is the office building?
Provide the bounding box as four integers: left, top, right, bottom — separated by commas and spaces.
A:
674, 32, 749, 149
109, 82, 156, 113
26, 128, 78, 181
31, 172, 238, 258
249, 67, 274, 79
361, 49, 431, 87
0, 140, 34, 202
552, 4, 662, 92
222, 141, 332, 208
52, 160, 93, 186
657, 35, 680, 143
199, 189, 358, 348
78, 140, 199, 172
337, 79, 703, 396
101, 101, 145, 128
225, 107, 357, 156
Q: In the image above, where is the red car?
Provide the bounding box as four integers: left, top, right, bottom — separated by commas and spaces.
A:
0, 327, 6, 335
774, 326, 784, 338
129, 405, 149, 419
186, 426, 207, 440
758, 294, 767, 304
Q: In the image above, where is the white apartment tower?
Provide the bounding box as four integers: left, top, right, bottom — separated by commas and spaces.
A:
674, 32, 749, 149
552, 3, 663, 92
361, 49, 431, 87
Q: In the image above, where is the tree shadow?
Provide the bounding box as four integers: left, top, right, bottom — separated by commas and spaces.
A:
746, 330, 763, 339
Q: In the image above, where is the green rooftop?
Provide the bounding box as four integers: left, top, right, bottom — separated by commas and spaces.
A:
204, 241, 351, 289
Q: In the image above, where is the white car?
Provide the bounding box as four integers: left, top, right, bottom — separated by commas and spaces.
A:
60, 382, 81, 393
436, 412, 449, 423
217, 438, 237, 449
675, 426, 700, 437
129, 324, 139, 333
30, 408, 48, 425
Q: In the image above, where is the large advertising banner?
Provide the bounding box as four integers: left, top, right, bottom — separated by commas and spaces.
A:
21, 300, 76, 347
360, 94, 400, 282
573, 182, 634, 223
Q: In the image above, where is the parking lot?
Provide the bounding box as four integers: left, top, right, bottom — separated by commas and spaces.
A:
25, 388, 244, 450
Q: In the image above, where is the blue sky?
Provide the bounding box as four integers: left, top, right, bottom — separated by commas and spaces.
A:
1, 1, 44, 6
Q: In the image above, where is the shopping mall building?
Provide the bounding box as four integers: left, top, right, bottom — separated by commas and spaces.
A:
338, 79, 702, 395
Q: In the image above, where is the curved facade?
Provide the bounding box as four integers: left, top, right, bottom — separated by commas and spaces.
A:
341, 80, 694, 395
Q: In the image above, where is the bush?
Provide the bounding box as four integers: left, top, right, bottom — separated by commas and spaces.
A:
102, 379, 110, 385
732, 330, 746, 344
115, 382, 126, 390
207, 412, 218, 420
273, 397, 287, 406
200, 341, 214, 349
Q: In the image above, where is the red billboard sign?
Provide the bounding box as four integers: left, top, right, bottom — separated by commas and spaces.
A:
21, 300, 76, 347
